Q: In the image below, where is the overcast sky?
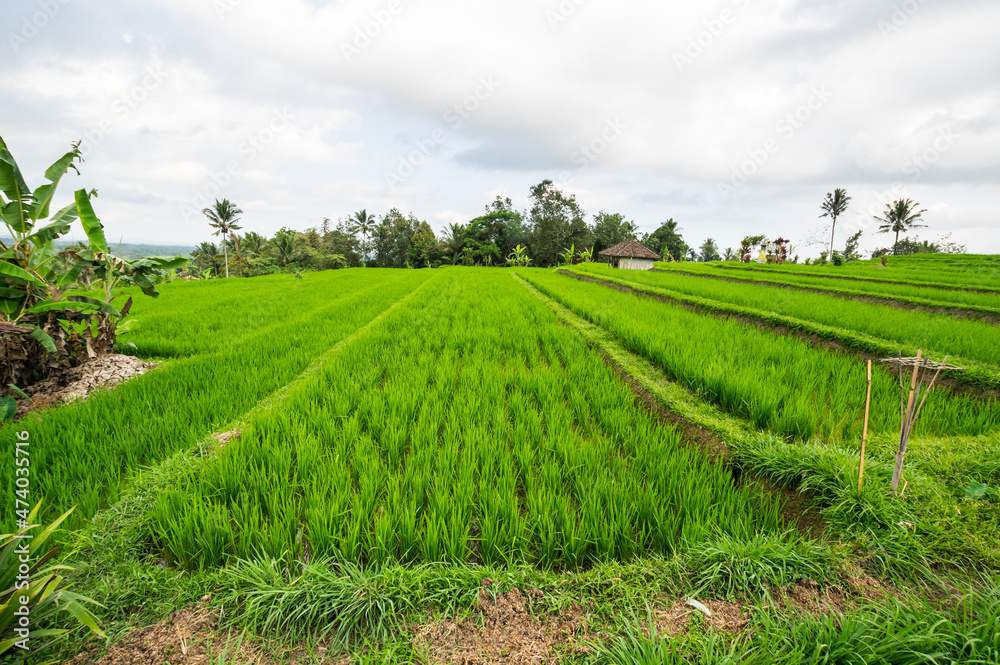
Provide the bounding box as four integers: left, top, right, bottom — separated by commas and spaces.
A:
3, 0, 998, 257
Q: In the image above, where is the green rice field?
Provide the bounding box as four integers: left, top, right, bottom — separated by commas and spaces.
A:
6, 263, 999, 663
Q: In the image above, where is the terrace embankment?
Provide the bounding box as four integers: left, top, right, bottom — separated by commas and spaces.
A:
651, 268, 1000, 325
561, 270, 1000, 403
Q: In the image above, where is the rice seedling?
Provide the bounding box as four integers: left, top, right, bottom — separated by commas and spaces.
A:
573, 262, 1000, 370
151, 270, 792, 570
653, 259, 1000, 313
0, 269, 435, 533
522, 270, 998, 443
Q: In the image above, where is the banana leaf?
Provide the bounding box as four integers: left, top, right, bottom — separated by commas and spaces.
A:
75, 189, 107, 254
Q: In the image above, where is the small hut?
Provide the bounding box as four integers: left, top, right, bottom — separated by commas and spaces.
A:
598, 239, 659, 270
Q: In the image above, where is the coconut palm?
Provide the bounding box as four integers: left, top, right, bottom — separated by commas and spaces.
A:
270, 233, 306, 267
349, 209, 375, 266
875, 198, 927, 255
441, 222, 466, 260
190, 242, 223, 275
820, 188, 851, 259
202, 198, 243, 278
241, 231, 268, 257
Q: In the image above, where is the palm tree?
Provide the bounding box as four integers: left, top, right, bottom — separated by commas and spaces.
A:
270, 233, 304, 267
241, 231, 268, 257
190, 242, 223, 275
202, 199, 243, 278
820, 188, 851, 259
441, 223, 466, 260
875, 198, 927, 255
349, 209, 375, 266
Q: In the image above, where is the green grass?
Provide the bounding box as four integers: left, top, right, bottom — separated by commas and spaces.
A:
0, 269, 436, 532
692, 255, 1000, 293
570, 264, 1000, 389
150, 270, 793, 571
575, 262, 1000, 373
651, 260, 1000, 315
521, 269, 998, 443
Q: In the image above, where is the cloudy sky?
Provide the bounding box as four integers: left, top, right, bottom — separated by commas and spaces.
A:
3, 0, 998, 257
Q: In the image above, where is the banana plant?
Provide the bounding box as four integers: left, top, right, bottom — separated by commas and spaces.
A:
579, 246, 593, 263
0, 502, 105, 660
0, 136, 186, 386
560, 243, 576, 267
508, 243, 532, 267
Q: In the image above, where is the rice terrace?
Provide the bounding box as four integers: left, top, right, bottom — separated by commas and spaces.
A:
3, 1, 1000, 660
1, 136, 999, 663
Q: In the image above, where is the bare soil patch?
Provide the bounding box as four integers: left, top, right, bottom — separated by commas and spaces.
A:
67, 602, 344, 665
651, 599, 749, 637
412, 579, 592, 664
14, 353, 158, 419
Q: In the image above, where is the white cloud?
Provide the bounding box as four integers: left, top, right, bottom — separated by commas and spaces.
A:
0, 0, 997, 254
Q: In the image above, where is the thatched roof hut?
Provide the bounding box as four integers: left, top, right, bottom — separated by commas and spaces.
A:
597, 239, 659, 270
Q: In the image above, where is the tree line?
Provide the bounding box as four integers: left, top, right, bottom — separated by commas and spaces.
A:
188, 182, 961, 277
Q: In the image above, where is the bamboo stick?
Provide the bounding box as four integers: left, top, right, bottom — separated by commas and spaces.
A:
892, 350, 923, 491
858, 359, 872, 492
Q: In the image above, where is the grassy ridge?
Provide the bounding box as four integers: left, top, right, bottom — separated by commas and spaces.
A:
521, 269, 998, 443
1, 269, 434, 532
651, 261, 1000, 314
151, 270, 790, 570
574, 262, 1000, 369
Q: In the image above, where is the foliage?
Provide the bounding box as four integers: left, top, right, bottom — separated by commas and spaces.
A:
875, 198, 927, 255
843, 229, 863, 261
0, 503, 104, 659
698, 238, 720, 262
819, 187, 851, 259
643, 219, 688, 262
592, 211, 637, 254
202, 199, 242, 278
0, 136, 184, 389
348, 209, 376, 266
527, 180, 591, 267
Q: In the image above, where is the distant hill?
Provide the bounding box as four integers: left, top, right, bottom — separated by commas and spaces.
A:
2, 238, 194, 260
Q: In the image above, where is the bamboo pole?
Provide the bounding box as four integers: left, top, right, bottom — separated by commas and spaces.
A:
858, 359, 872, 492
892, 350, 922, 491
